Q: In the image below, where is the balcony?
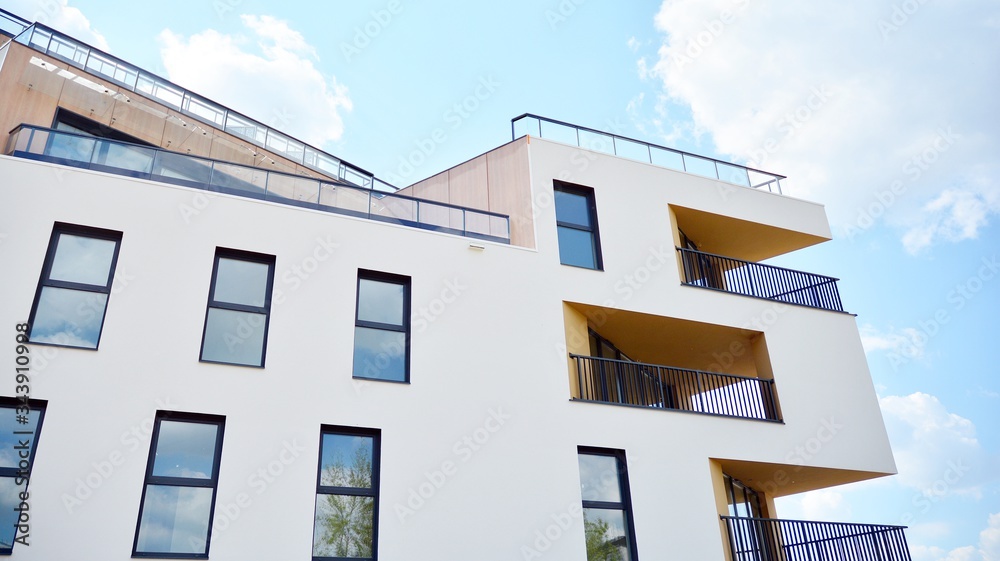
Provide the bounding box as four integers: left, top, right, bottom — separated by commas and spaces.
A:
511, 113, 785, 193
4, 124, 511, 243
722, 516, 912, 561
570, 354, 781, 422
677, 247, 844, 312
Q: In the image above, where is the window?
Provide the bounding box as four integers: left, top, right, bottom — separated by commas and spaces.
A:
578, 447, 638, 561
352, 270, 410, 382
27, 223, 122, 349
0, 398, 45, 554
312, 426, 381, 560
199, 249, 275, 367
133, 411, 225, 558
555, 183, 602, 270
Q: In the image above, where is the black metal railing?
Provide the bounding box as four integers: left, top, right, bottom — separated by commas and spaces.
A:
677, 247, 844, 313
722, 516, 912, 561
5, 124, 510, 243
570, 355, 780, 422
512, 113, 785, 193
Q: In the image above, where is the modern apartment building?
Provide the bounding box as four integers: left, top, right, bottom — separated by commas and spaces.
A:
0, 8, 911, 560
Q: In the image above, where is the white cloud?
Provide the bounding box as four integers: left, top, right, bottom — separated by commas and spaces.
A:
903, 190, 999, 254
879, 393, 989, 496
627, 36, 640, 52
798, 488, 851, 520
911, 513, 1000, 561
859, 323, 927, 360
4, 0, 108, 49
982, 513, 1000, 561
158, 14, 352, 147
645, 0, 1000, 245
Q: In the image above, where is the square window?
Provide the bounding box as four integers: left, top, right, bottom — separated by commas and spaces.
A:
312, 427, 380, 560
133, 412, 224, 558
27, 223, 123, 349
199, 249, 275, 367
554, 183, 602, 270
352, 271, 410, 383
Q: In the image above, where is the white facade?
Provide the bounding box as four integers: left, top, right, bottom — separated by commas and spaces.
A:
0, 12, 903, 561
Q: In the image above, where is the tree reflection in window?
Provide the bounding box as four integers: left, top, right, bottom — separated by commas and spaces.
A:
313, 429, 380, 560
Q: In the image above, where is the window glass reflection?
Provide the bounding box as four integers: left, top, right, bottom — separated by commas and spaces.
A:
357, 279, 404, 325
320, 434, 373, 488
213, 258, 269, 307
135, 485, 212, 555
555, 190, 591, 227
49, 233, 117, 286
557, 226, 597, 269
29, 286, 107, 348
152, 421, 218, 479
312, 494, 374, 558
201, 308, 266, 366
578, 454, 622, 503
352, 327, 405, 381
583, 508, 631, 561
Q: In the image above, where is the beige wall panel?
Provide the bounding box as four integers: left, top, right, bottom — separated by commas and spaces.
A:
160, 111, 212, 155
447, 155, 489, 210
408, 172, 450, 202
487, 138, 534, 248
209, 135, 257, 167
56, 69, 118, 125
0, 49, 61, 149
109, 96, 167, 145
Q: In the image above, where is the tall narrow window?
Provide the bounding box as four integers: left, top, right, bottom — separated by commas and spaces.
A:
0, 397, 45, 554
578, 447, 638, 561
133, 412, 225, 558
312, 426, 381, 560
555, 183, 602, 270
27, 223, 122, 349
352, 270, 410, 382
200, 248, 275, 367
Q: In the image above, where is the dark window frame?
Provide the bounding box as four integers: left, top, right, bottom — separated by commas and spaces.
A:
27, 222, 123, 350
578, 446, 639, 561
132, 411, 226, 559
352, 269, 411, 383
554, 182, 603, 270
0, 397, 47, 556
312, 425, 382, 561
198, 248, 276, 368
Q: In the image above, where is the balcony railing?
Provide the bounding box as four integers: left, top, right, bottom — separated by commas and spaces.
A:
570, 354, 781, 422
0, 8, 29, 39
722, 516, 912, 561
677, 247, 844, 313
512, 113, 785, 194
6, 19, 387, 191
5, 124, 510, 243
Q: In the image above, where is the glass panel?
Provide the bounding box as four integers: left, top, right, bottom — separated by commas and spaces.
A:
490, 215, 510, 240
370, 195, 415, 222
266, 174, 320, 204
578, 454, 622, 502
210, 162, 268, 196
29, 286, 107, 348
50, 234, 117, 286
100, 142, 154, 174
357, 278, 404, 326
201, 308, 266, 366
557, 226, 597, 269
649, 146, 685, 171
0, 407, 43, 468
748, 169, 781, 192
578, 130, 615, 155
319, 184, 371, 215
213, 258, 269, 307
464, 212, 490, 236
539, 120, 579, 146
135, 485, 212, 555
0, 477, 25, 549
352, 327, 406, 381
614, 137, 650, 162
183, 94, 225, 126
136, 74, 183, 108
152, 421, 219, 479
224, 112, 266, 144
320, 434, 374, 488
554, 190, 591, 227
46, 132, 95, 162
682, 154, 718, 179
717, 162, 751, 187
151, 151, 213, 185
28, 28, 51, 51
48, 34, 87, 65
511, 116, 540, 139
583, 508, 631, 561
312, 494, 374, 558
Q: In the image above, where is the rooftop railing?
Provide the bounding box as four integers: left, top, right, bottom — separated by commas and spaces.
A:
0, 8, 29, 39
5, 124, 510, 243
570, 354, 781, 422
512, 113, 785, 194
722, 516, 912, 561
677, 247, 845, 313
7, 19, 388, 191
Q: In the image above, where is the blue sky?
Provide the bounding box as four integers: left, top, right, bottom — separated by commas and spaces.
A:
3, 0, 997, 556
